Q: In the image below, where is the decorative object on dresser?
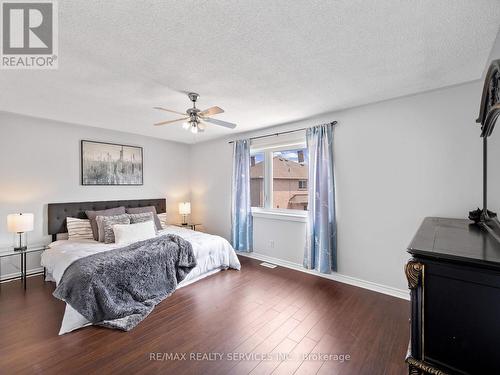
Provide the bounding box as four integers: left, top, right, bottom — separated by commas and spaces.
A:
7, 213, 34, 251
178, 202, 191, 225
405, 217, 500, 375
81, 140, 143, 186
468, 59, 500, 242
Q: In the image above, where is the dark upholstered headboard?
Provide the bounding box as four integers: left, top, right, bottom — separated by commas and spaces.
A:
48, 198, 166, 238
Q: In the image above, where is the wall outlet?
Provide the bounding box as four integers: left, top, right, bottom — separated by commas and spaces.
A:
269, 240, 275, 249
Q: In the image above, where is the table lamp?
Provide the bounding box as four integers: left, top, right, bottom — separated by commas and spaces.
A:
178, 202, 191, 225
7, 213, 34, 251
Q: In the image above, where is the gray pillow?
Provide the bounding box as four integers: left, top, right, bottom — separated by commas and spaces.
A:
96, 215, 122, 242
128, 212, 158, 233
85, 206, 126, 240
95, 215, 106, 243
96, 214, 130, 244
126, 206, 162, 230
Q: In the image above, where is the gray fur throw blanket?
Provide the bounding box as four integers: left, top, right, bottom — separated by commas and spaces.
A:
53, 234, 196, 331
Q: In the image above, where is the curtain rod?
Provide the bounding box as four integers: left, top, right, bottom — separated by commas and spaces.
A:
227, 121, 337, 144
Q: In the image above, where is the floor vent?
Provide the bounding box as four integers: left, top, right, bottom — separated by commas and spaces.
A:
260, 262, 277, 269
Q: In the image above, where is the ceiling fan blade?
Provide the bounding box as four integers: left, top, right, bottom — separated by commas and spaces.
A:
153, 107, 187, 116
154, 117, 189, 126
204, 117, 237, 129
199, 106, 224, 117
198, 122, 206, 130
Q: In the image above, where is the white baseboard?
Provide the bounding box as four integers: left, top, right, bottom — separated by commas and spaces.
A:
0, 267, 44, 283
236, 251, 409, 301
1, 257, 409, 300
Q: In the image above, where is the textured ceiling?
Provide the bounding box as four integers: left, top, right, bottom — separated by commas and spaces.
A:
1, 0, 499, 144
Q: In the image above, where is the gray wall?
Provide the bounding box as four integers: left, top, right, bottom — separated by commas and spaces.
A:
190, 80, 491, 291
0, 78, 495, 292
0, 112, 191, 279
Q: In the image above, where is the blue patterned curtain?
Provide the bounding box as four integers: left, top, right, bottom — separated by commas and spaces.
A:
304, 123, 336, 273
231, 139, 253, 251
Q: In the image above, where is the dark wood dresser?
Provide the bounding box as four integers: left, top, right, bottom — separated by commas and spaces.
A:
405, 217, 500, 375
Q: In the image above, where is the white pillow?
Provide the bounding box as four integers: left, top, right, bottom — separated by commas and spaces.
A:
157, 212, 167, 229
113, 220, 156, 245
66, 217, 94, 240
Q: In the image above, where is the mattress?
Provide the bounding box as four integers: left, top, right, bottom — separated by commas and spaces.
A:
41, 225, 241, 334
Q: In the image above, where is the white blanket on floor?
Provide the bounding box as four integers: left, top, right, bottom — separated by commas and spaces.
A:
41, 226, 241, 334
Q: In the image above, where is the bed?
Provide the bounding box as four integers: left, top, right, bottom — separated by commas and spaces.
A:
41, 198, 240, 334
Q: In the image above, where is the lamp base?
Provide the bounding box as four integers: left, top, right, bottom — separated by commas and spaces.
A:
14, 232, 27, 251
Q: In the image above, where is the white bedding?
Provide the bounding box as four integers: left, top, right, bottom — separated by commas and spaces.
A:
41, 225, 241, 334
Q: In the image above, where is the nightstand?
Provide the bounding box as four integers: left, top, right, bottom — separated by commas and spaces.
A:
172, 223, 201, 231
0, 244, 47, 290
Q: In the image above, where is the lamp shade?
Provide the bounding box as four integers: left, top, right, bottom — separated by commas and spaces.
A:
7, 213, 34, 233
178, 202, 191, 215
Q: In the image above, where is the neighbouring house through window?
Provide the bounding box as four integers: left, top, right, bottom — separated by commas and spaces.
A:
250, 152, 265, 208
250, 139, 308, 211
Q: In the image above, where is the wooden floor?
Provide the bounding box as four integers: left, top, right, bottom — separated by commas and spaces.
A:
0, 257, 409, 375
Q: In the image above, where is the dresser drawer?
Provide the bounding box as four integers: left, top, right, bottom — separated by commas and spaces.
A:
422, 260, 500, 374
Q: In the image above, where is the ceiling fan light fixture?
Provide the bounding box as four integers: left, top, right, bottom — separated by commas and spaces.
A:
154, 92, 237, 132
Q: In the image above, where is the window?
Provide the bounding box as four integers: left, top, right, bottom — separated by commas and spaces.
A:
250, 152, 264, 208
250, 138, 308, 211
272, 149, 308, 210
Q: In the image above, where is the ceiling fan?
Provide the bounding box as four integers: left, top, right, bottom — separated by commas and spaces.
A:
153, 92, 237, 134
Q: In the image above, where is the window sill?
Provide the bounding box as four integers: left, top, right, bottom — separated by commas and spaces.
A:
251, 208, 308, 223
